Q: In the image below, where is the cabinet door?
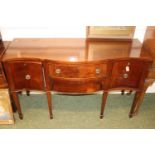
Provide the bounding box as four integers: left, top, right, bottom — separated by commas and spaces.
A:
109, 60, 149, 89
5, 61, 45, 90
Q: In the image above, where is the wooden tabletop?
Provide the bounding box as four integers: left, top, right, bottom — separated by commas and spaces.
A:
143, 39, 155, 58
2, 38, 153, 62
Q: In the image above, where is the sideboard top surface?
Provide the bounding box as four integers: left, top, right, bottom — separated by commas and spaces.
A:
2, 38, 152, 62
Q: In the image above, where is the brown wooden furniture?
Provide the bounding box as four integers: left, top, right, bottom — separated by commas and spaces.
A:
2, 38, 153, 119
131, 26, 155, 115
43, 60, 110, 119
4, 58, 45, 119
100, 58, 152, 118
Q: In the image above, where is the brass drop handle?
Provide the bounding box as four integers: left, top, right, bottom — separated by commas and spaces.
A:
123, 73, 128, 79
55, 68, 61, 74
96, 68, 101, 74
25, 74, 31, 80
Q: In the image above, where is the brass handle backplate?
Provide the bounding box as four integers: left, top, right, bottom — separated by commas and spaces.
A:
25, 74, 31, 80
55, 68, 61, 74
123, 73, 128, 79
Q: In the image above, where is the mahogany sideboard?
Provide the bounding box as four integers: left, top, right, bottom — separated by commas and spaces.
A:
2, 38, 154, 119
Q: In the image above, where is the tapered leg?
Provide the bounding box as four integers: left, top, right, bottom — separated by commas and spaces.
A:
8, 89, 17, 112
121, 90, 125, 95
11, 92, 23, 119
129, 92, 141, 118
26, 90, 30, 96
133, 80, 154, 115
100, 91, 108, 119
46, 91, 53, 119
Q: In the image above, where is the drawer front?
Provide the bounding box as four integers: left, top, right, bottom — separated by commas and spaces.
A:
6, 61, 45, 90
49, 63, 107, 78
109, 61, 147, 89
52, 79, 103, 93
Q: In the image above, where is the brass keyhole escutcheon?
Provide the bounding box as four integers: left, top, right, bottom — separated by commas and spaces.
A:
25, 74, 31, 80
55, 68, 61, 74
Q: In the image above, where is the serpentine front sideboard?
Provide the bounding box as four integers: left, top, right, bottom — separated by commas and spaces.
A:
2, 38, 154, 119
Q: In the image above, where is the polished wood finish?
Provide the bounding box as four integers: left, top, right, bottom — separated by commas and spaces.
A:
44, 60, 108, 93
130, 26, 155, 114
100, 91, 108, 119
107, 59, 152, 90
2, 38, 153, 119
12, 91, 23, 119
46, 91, 53, 119
2, 38, 151, 61
129, 92, 141, 118
4, 59, 45, 91
100, 58, 152, 118
3, 58, 46, 119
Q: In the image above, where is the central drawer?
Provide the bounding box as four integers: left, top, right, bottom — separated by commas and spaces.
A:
45, 61, 107, 93
4, 60, 45, 91
49, 63, 107, 78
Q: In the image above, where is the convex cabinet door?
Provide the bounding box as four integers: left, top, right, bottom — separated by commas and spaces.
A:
4, 60, 45, 91
109, 60, 150, 89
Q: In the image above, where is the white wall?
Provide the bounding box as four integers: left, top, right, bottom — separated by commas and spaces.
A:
0, 26, 147, 41
134, 26, 147, 42
0, 26, 86, 40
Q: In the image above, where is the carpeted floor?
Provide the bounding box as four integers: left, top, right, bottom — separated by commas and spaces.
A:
0, 93, 155, 129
